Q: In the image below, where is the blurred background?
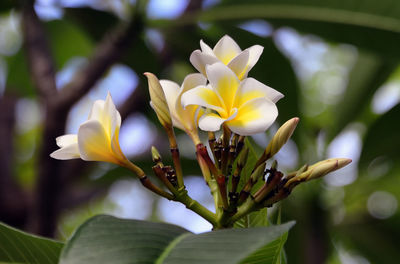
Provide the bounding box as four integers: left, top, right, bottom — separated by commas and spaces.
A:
0, 0, 399, 263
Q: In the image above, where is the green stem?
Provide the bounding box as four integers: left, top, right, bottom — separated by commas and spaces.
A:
174, 189, 218, 227
228, 197, 257, 225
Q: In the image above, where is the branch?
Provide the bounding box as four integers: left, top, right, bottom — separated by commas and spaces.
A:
57, 12, 143, 109
21, 1, 57, 99
0, 95, 28, 229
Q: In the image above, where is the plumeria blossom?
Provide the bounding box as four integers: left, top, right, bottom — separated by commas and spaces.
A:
160, 73, 207, 144
50, 93, 129, 167
181, 62, 284, 136
190, 35, 263, 80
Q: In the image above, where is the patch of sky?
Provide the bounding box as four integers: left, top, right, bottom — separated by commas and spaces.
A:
372, 81, 400, 114
157, 176, 214, 233
147, 0, 189, 19
238, 20, 273, 38
325, 123, 364, 186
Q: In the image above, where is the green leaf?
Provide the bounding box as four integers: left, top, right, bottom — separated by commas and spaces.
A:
60, 215, 295, 264
0, 222, 64, 264
234, 208, 269, 228
239, 231, 289, 264
358, 103, 400, 170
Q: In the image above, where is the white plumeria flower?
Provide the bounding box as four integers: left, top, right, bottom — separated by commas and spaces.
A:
50, 92, 129, 166
190, 35, 263, 80
181, 62, 284, 136
160, 73, 207, 144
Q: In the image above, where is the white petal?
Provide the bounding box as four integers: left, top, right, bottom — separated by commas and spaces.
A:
190, 50, 219, 76
174, 73, 207, 131
213, 35, 242, 64
236, 77, 284, 107
206, 62, 240, 112
181, 85, 225, 114
88, 100, 105, 120
104, 92, 121, 140
227, 97, 278, 136
50, 143, 80, 160
78, 120, 119, 164
243, 45, 264, 77
227, 50, 249, 80
200, 39, 214, 55
199, 113, 227, 132
160, 80, 183, 129
180, 73, 207, 94
56, 134, 77, 148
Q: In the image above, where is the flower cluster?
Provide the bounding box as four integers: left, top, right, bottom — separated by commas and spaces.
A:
50, 35, 351, 229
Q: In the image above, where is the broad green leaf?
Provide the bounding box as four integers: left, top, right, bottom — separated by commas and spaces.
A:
239, 231, 289, 264
0, 222, 64, 264
60, 215, 188, 264
328, 51, 397, 139
236, 138, 259, 193
234, 208, 269, 229
60, 215, 294, 264
358, 103, 400, 171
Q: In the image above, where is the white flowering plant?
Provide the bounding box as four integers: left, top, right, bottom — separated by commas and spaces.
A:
36, 35, 351, 263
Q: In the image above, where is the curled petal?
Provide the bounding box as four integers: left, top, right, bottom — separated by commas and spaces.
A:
181, 85, 225, 114
227, 50, 250, 80
78, 120, 120, 164
244, 45, 264, 76
200, 39, 214, 55
227, 97, 278, 136
213, 35, 241, 64
50, 142, 80, 160
160, 80, 183, 130
199, 113, 227, 132
236, 77, 284, 107
199, 109, 237, 132
56, 134, 77, 148
190, 50, 219, 76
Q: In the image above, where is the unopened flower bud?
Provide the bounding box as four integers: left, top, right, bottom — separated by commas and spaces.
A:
286, 158, 351, 187
144, 72, 172, 128
255, 117, 299, 167
305, 158, 352, 181
151, 146, 162, 163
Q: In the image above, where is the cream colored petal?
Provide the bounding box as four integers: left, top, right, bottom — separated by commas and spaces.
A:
88, 100, 105, 121
190, 50, 219, 76
227, 97, 278, 135
180, 73, 207, 94
227, 50, 250, 80
50, 142, 80, 160
200, 39, 214, 55
198, 113, 227, 132
104, 92, 121, 140
213, 35, 242, 64
78, 120, 119, 164
243, 45, 264, 77
206, 62, 240, 114
174, 73, 207, 131
160, 80, 184, 130
56, 134, 78, 148
181, 85, 225, 114
235, 77, 284, 107
110, 125, 128, 164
